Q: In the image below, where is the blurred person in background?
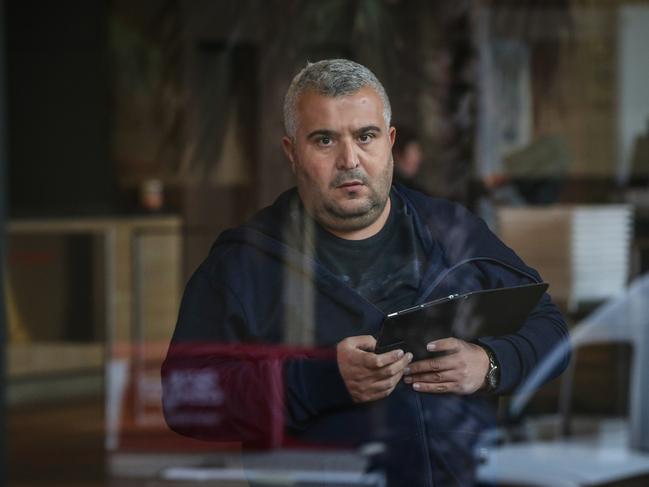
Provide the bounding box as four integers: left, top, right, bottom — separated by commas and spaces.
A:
392, 123, 427, 193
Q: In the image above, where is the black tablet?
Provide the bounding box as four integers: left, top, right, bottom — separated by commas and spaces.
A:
375, 282, 549, 360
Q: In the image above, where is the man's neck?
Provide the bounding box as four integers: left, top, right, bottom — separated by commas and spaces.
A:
325, 197, 392, 241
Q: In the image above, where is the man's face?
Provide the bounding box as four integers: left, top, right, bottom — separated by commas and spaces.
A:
282, 87, 396, 235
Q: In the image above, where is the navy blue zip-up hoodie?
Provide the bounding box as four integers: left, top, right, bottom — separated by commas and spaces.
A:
162, 184, 570, 487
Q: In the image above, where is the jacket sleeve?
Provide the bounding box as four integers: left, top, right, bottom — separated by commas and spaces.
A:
161, 267, 353, 448
395, 189, 571, 396
282, 354, 354, 432
427, 199, 572, 395
161, 268, 280, 447
474, 261, 571, 395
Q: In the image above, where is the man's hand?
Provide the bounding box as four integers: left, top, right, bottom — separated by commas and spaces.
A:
337, 335, 413, 403
403, 338, 489, 395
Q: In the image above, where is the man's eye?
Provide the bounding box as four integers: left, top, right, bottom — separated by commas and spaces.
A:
318, 137, 332, 146
359, 133, 375, 143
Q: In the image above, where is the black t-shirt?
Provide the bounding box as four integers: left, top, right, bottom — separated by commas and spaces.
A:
310, 193, 427, 314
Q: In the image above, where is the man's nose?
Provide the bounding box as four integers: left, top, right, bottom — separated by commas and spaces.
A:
335, 139, 359, 170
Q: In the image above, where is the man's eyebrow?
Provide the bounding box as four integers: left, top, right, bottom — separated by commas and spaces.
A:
353, 125, 382, 136
306, 129, 337, 140
306, 126, 382, 140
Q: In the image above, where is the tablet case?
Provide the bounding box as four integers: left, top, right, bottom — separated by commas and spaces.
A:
375, 282, 549, 360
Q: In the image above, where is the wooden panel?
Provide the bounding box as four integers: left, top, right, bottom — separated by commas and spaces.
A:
8, 343, 103, 378
6, 235, 68, 341
497, 207, 573, 304
135, 232, 182, 343
6, 216, 183, 381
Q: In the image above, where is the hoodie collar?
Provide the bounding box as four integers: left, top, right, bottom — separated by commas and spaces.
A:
214, 185, 540, 309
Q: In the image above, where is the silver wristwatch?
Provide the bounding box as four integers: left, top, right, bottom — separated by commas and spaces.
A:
483, 346, 499, 392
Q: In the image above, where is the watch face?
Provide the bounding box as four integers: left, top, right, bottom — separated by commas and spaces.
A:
487, 369, 498, 389
487, 363, 499, 389
483, 348, 499, 391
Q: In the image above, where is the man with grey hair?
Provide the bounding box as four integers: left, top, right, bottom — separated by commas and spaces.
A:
163, 58, 569, 486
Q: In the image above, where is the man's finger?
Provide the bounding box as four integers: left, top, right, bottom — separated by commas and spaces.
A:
404, 370, 458, 384
364, 348, 404, 369
378, 352, 413, 378
426, 337, 462, 353
345, 335, 377, 352
405, 355, 455, 375
411, 381, 457, 394
371, 374, 402, 396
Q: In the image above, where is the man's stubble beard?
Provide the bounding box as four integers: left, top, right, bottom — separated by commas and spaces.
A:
301, 156, 394, 234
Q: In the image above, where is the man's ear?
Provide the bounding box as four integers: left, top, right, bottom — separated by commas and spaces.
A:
388, 126, 396, 148
282, 135, 296, 174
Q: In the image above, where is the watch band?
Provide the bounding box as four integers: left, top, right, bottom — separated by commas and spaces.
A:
482, 346, 500, 392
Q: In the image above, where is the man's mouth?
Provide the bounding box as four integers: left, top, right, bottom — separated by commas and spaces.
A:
337, 180, 364, 189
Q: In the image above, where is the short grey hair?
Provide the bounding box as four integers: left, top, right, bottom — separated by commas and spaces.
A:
283, 59, 392, 138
